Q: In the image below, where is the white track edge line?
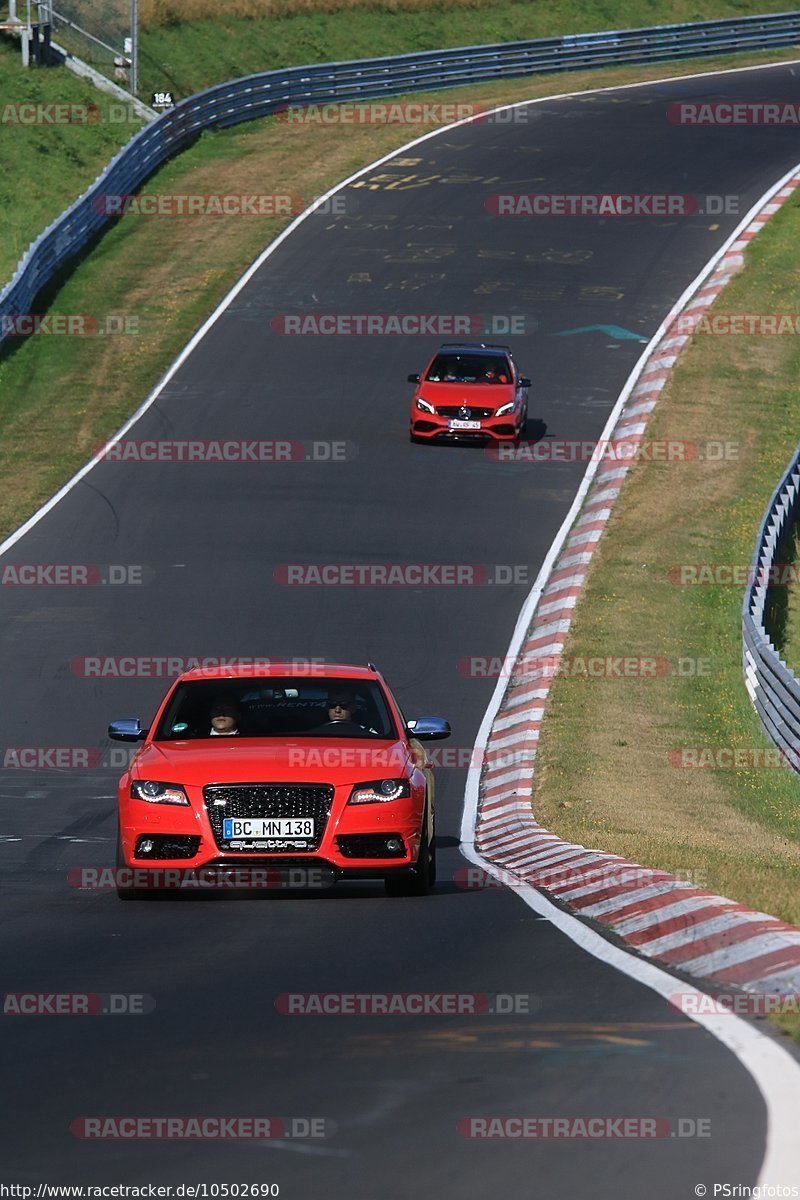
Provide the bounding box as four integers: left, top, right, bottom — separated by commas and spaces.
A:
459, 839, 800, 1186
2, 49, 799, 1185
455, 84, 800, 1186
1, 53, 800, 559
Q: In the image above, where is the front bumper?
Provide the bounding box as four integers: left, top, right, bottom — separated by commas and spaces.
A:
118, 782, 424, 882
411, 416, 519, 442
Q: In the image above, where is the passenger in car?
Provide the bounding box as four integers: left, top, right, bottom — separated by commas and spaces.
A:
209, 698, 241, 736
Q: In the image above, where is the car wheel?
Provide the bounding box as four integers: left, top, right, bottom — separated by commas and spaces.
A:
516, 402, 528, 443
385, 806, 435, 896
409, 429, 427, 445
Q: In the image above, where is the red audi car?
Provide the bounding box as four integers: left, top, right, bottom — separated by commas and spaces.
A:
110, 662, 450, 898
408, 342, 530, 443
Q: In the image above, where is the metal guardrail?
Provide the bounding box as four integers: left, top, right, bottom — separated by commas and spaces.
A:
3, 9, 800, 344
743, 445, 800, 767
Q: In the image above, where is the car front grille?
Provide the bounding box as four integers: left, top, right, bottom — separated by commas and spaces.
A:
203, 783, 334, 852
436, 406, 494, 419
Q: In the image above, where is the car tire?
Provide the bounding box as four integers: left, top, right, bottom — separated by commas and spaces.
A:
409, 429, 427, 445
384, 806, 435, 896
516, 402, 528, 443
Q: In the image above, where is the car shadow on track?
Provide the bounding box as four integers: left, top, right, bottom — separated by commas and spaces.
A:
108, 838, 488, 902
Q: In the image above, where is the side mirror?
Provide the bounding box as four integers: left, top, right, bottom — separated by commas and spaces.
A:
519, 377, 531, 388
108, 718, 148, 743
407, 717, 451, 742
407, 373, 421, 384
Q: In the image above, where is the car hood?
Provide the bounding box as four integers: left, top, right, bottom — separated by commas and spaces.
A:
132, 738, 412, 785
419, 382, 515, 407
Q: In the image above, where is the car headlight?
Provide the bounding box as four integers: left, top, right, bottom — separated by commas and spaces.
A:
130, 780, 190, 806
495, 400, 516, 417
348, 778, 411, 805
416, 397, 435, 414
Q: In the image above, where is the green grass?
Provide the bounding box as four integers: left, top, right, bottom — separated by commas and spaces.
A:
0, 38, 144, 286
135, 0, 798, 99
522, 184, 800, 1042
4, 0, 790, 286
531, 189, 800, 933
0, 45, 794, 540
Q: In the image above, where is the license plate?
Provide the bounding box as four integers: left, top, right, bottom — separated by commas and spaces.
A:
449, 419, 482, 430
223, 817, 314, 839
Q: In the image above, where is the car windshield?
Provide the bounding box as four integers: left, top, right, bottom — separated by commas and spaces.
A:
425, 354, 512, 383
153, 677, 397, 740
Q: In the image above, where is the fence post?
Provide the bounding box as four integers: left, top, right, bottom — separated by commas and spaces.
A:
130, 0, 138, 96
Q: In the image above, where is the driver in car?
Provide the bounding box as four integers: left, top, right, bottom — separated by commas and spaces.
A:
316, 688, 378, 735
327, 690, 358, 723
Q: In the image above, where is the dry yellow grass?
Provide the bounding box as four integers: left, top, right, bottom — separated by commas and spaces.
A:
135, 0, 800, 30
3, 46, 794, 536
139, 0, 496, 21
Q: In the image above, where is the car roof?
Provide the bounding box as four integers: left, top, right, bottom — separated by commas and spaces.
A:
433, 343, 512, 356
178, 662, 380, 683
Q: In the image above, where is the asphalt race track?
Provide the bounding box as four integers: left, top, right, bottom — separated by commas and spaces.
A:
2, 61, 800, 1198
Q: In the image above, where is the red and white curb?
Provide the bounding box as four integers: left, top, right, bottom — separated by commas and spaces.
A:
474, 166, 800, 1000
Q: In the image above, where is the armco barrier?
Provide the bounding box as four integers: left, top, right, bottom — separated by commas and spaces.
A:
743, 444, 800, 765
3, 10, 800, 346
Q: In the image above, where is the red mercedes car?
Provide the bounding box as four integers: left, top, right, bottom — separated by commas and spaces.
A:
408, 342, 530, 444
109, 662, 450, 898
